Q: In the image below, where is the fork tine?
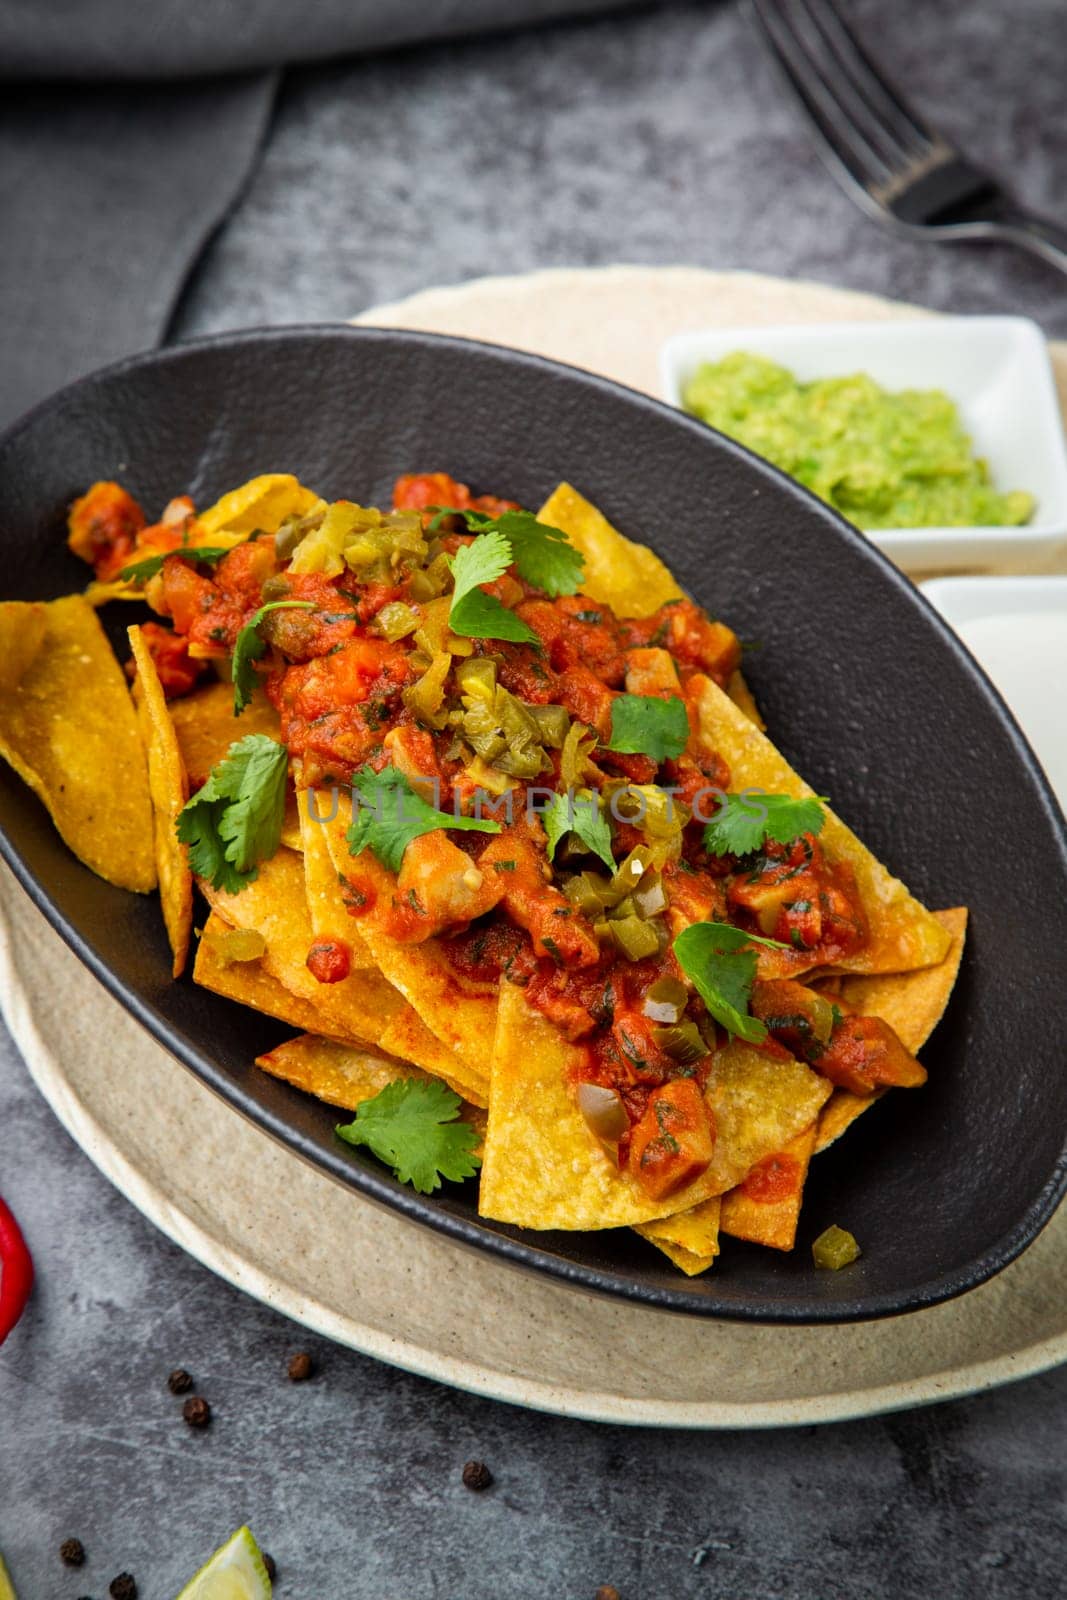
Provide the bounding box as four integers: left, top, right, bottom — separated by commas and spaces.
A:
748, 0, 897, 195
800, 0, 944, 162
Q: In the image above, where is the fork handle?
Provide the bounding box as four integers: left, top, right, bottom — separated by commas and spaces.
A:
993, 207, 1067, 275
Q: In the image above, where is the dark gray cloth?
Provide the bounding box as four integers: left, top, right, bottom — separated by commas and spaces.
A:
0, 0, 642, 81
0, 0, 645, 431
0, 74, 278, 428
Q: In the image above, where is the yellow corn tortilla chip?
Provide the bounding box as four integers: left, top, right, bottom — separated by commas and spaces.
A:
479, 982, 831, 1231
635, 1197, 722, 1277
377, 1004, 488, 1109
719, 1123, 817, 1252
358, 920, 498, 1083
257, 1031, 422, 1109
196, 473, 321, 541
835, 906, 968, 1051
538, 482, 761, 728
690, 673, 952, 978
195, 912, 356, 1037
721, 907, 969, 1245
128, 625, 193, 976
201, 847, 400, 1044
0, 601, 47, 692
0, 595, 155, 892
814, 1090, 883, 1154
297, 786, 372, 967
200, 846, 482, 1097
254, 1033, 488, 1144
813, 906, 968, 1155
726, 667, 765, 731
317, 790, 496, 1087
169, 681, 281, 788
537, 482, 683, 619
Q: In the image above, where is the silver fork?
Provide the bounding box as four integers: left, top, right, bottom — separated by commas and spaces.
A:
748, 0, 1067, 276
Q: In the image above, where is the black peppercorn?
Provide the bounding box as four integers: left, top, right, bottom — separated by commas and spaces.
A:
262, 1552, 277, 1581
60, 1538, 85, 1566
287, 1351, 313, 1382
461, 1459, 493, 1491
167, 1367, 193, 1395
109, 1576, 138, 1600
182, 1394, 211, 1428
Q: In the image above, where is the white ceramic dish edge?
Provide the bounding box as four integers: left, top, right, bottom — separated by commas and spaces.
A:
659, 316, 1067, 574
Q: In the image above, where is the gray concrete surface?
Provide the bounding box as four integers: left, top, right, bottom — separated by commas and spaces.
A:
4, 1, 1067, 1595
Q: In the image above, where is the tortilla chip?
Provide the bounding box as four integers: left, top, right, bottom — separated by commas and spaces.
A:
0, 595, 155, 892
128, 625, 193, 975
814, 1090, 881, 1154
537, 482, 683, 619
719, 1123, 817, 1251
726, 667, 764, 731
196, 474, 321, 541
479, 983, 830, 1231
201, 848, 397, 1041
200, 846, 480, 1096
360, 920, 498, 1080
297, 786, 372, 967
0, 602, 47, 692
835, 907, 968, 1051
690, 673, 951, 978
720, 907, 968, 1243
254, 1033, 488, 1141
635, 1197, 722, 1276
255, 1031, 430, 1110
377, 1004, 488, 1109
169, 681, 281, 789
195, 912, 352, 1035
811, 907, 968, 1156
316, 789, 496, 1088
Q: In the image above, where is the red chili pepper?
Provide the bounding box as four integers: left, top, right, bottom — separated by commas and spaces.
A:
0, 1195, 34, 1344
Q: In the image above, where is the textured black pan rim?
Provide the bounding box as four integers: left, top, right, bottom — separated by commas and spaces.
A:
2, 322, 1066, 1325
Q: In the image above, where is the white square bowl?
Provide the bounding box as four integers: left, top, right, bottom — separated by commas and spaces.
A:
921, 574, 1067, 808
659, 316, 1067, 574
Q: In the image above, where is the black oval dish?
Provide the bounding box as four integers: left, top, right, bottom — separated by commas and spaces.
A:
1, 326, 1065, 1323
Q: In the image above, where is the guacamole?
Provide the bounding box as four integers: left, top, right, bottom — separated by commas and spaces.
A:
682, 352, 1034, 530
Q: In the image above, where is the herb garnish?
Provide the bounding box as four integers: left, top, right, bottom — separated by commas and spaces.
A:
673, 921, 790, 1045
176, 734, 288, 893
335, 1078, 481, 1194
232, 600, 315, 714
605, 694, 689, 762
346, 764, 501, 873
704, 792, 827, 857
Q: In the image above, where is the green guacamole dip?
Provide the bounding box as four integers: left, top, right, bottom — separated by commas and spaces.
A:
682, 352, 1034, 530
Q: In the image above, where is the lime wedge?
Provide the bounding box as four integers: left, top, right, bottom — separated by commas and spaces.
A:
176, 1527, 272, 1599
0, 1554, 17, 1600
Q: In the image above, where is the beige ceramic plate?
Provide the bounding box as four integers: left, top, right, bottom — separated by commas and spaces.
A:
3, 268, 1065, 1426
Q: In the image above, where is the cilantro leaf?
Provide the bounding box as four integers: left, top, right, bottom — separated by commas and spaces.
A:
346, 764, 501, 873
673, 921, 790, 1045
437, 507, 584, 598
176, 734, 288, 893
118, 545, 236, 583
703, 791, 828, 857
427, 506, 493, 532
542, 790, 615, 871
433, 503, 584, 603
335, 1077, 482, 1193
232, 600, 315, 714
447, 531, 537, 643
605, 694, 689, 762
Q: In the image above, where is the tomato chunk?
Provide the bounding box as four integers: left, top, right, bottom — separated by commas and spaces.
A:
129, 621, 205, 699
629, 1078, 715, 1200
816, 1014, 927, 1095
67, 481, 146, 580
